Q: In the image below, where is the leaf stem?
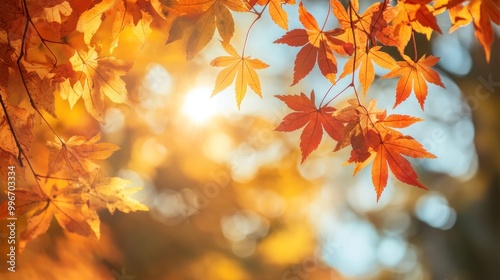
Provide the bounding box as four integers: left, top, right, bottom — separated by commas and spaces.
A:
241, 0, 269, 57
348, 0, 361, 105
412, 31, 418, 61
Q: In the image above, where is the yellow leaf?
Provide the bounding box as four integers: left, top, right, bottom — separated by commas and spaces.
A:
76, 0, 118, 44
210, 42, 268, 108
87, 176, 148, 214
69, 47, 132, 121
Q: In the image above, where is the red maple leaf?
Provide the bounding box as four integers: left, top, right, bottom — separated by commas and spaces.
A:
274, 2, 351, 85
275, 91, 344, 162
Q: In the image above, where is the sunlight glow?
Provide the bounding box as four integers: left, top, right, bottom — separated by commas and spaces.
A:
181, 86, 218, 124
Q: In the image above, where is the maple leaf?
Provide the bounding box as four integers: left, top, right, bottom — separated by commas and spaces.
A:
0, 184, 100, 252
210, 42, 268, 108
107, 0, 168, 51
391, 1, 442, 53
334, 99, 435, 200
68, 46, 132, 121
376, 113, 423, 129
73, 0, 163, 48
86, 175, 149, 214
330, 0, 362, 49
253, 0, 296, 30
470, 0, 500, 62
371, 133, 435, 200
340, 46, 396, 94
76, 0, 117, 44
382, 54, 444, 109
167, 0, 250, 60
330, 0, 398, 50
274, 2, 349, 85
440, 0, 499, 62
334, 99, 386, 172
46, 133, 120, 177
275, 91, 344, 162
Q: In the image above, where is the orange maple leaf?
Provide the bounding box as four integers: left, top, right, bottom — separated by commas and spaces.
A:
0, 174, 148, 252
334, 99, 435, 200
376, 113, 423, 129
371, 133, 435, 200
382, 54, 444, 109
340, 46, 396, 94
210, 42, 269, 108
275, 91, 344, 162
46, 133, 120, 177
274, 2, 349, 85
439, 0, 499, 62
167, 0, 250, 60
334, 99, 386, 171
331, 0, 399, 49
0, 185, 100, 252
252, 0, 296, 30
392, 0, 442, 53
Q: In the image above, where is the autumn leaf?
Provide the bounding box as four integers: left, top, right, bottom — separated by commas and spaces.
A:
167, 0, 250, 60
0, 174, 147, 252
108, 0, 168, 51
330, 0, 398, 50
74, 0, 163, 49
391, 1, 442, 53
339, 46, 396, 94
377, 114, 423, 129
439, 0, 500, 62
252, 0, 296, 29
76, 0, 117, 44
330, 0, 362, 49
46, 133, 120, 177
210, 42, 268, 108
275, 91, 344, 162
274, 2, 349, 85
334, 99, 435, 200
87, 175, 149, 214
67, 46, 132, 121
0, 184, 100, 252
382, 54, 444, 109
334, 99, 386, 172
371, 133, 435, 200
471, 0, 500, 62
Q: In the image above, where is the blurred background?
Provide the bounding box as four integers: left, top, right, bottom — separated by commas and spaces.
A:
1, 1, 500, 279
